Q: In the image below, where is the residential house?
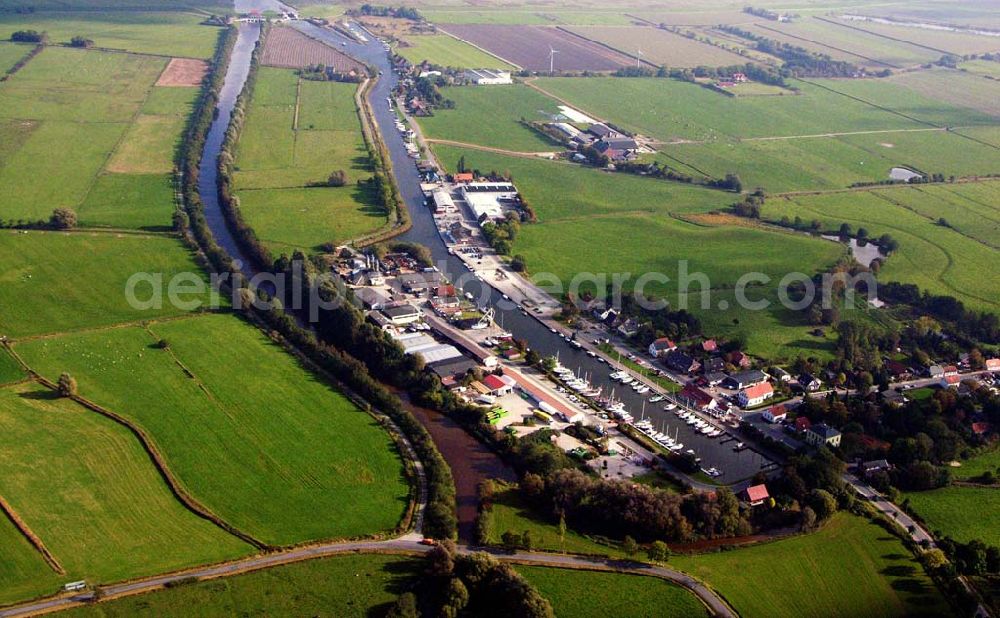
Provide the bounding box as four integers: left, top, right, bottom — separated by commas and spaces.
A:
798, 373, 821, 392
885, 359, 911, 381
617, 318, 641, 337
453, 172, 474, 183
940, 374, 961, 388
763, 404, 787, 423
927, 364, 945, 379
972, 422, 991, 436
772, 367, 792, 383
701, 339, 718, 353
805, 423, 841, 447
881, 389, 908, 407
730, 351, 751, 368
987, 358, 1000, 372
861, 459, 891, 476
703, 357, 725, 374
665, 351, 700, 374
725, 369, 767, 390
733, 72, 748, 82
593, 306, 619, 324
704, 371, 727, 387
679, 384, 717, 411
942, 365, 959, 377
648, 337, 677, 358
738, 382, 774, 408
742, 483, 769, 506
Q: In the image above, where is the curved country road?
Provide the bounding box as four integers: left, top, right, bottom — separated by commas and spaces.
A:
0, 538, 735, 618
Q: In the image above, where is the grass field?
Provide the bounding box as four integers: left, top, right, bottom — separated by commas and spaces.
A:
532, 77, 925, 142
0, 231, 212, 338
952, 448, 1000, 480
0, 11, 222, 59
15, 314, 410, 546
961, 60, 1000, 79
417, 83, 563, 152
0, 383, 252, 586
487, 487, 627, 558
829, 18, 1000, 57
904, 487, 1000, 546
56, 553, 419, 617
566, 25, 747, 67
433, 144, 846, 359
234, 68, 384, 253
395, 34, 516, 69
76, 173, 175, 231
766, 184, 1000, 314
517, 566, 709, 617
671, 514, 950, 618
660, 129, 1000, 193
0, 504, 63, 607
0, 46, 190, 229
0, 349, 24, 385
430, 9, 635, 25
0, 41, 31, 71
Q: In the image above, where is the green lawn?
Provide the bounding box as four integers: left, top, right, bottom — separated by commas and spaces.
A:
0, 11, 222, 59
904, 487, 1000, 546
55, 553, 420, 617
15, 314, 411, 547
767, 184, 1000, 314
0, 501, 63, 607
396, 34, 516, 70
140, 85, 200, 117
517, 566, 709, 618
0, 231, 212, 338
671, 514, 950, 618
417, 84, 563, 152
233, 68, 383, 253
533, 77, 925, 142
0, 383, 252, 592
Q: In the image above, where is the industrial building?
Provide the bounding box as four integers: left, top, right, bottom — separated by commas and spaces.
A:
460, 182, 518, 222
464, 69, 513, 85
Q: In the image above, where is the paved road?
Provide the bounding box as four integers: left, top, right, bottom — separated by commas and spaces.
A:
0, 539, 735, 618
843, 473, 935, 545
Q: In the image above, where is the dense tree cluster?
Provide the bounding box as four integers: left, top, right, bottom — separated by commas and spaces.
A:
355, 4, 423, 21
480, 213, 520, 256
717, 26, 874, 77
10, 29, 45, 43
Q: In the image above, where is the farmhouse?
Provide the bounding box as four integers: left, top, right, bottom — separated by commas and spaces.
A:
464, 69, 513, 85
737, 382, 774, 408
805, 423, 841, 448
763, 404, 787, 423
742, 483, 769, 506
460, 182, 519, 222
648, 337, 676, 358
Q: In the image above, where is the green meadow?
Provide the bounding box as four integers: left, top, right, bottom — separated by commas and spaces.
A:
0, 348, 25, 384
661, 130, 1000, 193
903, 487, 1000, 546
0, 231, 212, 338
671, 514, 950, 618
0, 504, 63, 607
0, 383, 251, 586
0, 41, 30, 71
234, 68, 384, 253
953, 448, 1000, 480
767, 184, 1000, 314
417, 84, 563, 151
517, 566, 709, 617
56, 553, 419, 618
0, 46, 190, 229
15, 314, 410, 547
395, 34, 516, 70
533, 77, 924, 142
764, 18, 941, 67
0, 11, 222, 59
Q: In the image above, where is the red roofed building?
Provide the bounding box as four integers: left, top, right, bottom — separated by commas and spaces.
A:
648, 337, 677, 358
795, 416, 812, 433
453, 172, 474, 183
731, 351, 751, 368
742, 483, 769, 506
737, 381, 774, 407
482, 374, 513, 396
941, 374, 961, 388
701, 339, 718, 353
943, 365, 959, 377
763, 404, 787, 423
679, 384, 717, 411
733, 72, 748, 82
986, 358, 1000, 372
972, 422, 991, 435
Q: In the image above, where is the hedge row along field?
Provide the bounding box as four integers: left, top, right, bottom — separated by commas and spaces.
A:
14, 314, 411, 547
0, 382, 252, 596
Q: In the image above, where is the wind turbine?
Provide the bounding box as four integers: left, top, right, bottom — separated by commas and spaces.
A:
548, 46, 559, 73
636, 47, 643, 68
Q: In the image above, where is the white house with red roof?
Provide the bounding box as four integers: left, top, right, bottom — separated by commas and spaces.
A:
742, 483, 769, 506
737, 382, 774, 408
648, 337, 677, 358
940, 374, 961, 388
679, 384, 717, 411
986, 358, 1000, 372
763, 404, 787, 423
